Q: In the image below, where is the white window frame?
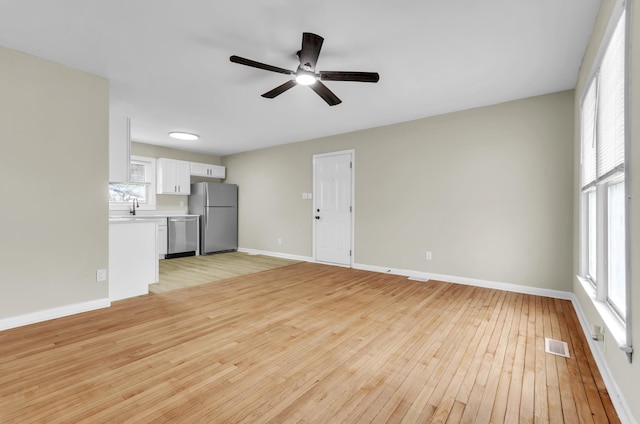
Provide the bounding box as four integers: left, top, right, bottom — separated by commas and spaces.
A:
109, 155, 157, 211
577, 1, 632, 362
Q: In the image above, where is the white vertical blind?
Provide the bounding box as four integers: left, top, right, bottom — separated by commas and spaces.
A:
596, 12, 626, 181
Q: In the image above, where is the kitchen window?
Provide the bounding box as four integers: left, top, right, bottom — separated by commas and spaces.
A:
578, 6, 631, 361
109, 155, 156, 210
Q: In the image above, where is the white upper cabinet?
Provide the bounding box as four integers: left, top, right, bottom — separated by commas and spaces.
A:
191, 162, 225, 179
156, 158, 191, 195
109, 115, 131, 182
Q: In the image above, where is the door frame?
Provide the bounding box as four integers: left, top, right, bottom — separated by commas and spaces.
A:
312, 149, 355, 267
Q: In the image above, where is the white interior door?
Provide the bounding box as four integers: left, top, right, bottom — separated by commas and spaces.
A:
313, 151, 353, 266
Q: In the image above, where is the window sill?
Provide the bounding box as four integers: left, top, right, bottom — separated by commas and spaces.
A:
576, 275, 629, 352
109, 204, 156, 212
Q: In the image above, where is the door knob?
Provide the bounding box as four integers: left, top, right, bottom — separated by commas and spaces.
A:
315, 216, 320, 220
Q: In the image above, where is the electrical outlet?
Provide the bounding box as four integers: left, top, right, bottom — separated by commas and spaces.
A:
277, 238, 282, 245
96, 269, 107, 282
425, 251, 432, 261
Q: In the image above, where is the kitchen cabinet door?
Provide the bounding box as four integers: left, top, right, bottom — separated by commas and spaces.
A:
109, 116, 130, 182
157, 158, 191, 195
176, 160, 191, 194
191, 162, 226, 179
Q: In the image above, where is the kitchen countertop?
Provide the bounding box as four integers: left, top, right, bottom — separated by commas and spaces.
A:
109, 213, 199, 222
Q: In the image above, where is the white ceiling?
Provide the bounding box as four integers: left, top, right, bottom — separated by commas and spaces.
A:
0, 0, 600, 156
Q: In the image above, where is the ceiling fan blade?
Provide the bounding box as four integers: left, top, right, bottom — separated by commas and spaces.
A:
261, 80, 297, 99
319, 71, 380, 83
298, 33, 324, 70
309, 81, 342, 106
230, 55, 294, 75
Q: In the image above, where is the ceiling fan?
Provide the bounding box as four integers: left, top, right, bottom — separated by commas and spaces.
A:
230, 32, 379, 106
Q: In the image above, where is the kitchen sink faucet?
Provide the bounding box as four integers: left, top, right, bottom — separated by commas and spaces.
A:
130, 198, 139, 215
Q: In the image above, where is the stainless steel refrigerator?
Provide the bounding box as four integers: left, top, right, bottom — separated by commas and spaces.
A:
188, 182, 238, 254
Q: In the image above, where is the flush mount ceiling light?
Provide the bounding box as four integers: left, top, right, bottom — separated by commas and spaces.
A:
169, 131, 199, 141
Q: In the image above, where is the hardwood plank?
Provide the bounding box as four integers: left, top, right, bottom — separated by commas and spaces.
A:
458, 289, 509, 423
551, 298, 583, 424
543, 296, 565, 423
445, 400, 466, 423
475, 291, 520, 423
490, 293, 524, 423
519, 295, 537, 423
0, 262, 619, 423
534, 295, 550, 423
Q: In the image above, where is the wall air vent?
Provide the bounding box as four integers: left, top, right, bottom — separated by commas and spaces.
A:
545, 338, 570, 358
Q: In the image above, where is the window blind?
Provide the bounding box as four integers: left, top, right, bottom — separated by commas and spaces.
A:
581, 11, 625, 190
130, 163, 146, 183
581, 78, 597, 190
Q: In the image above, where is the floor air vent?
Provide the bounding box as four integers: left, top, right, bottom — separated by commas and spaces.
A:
545, 338, 570, 358
408, 277, 429, 282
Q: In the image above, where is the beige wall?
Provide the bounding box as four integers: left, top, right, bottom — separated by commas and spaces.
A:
131, 141, 222, 211
223, 90, 574, 291
0, 46, 109, 318
573, 0, 639, 422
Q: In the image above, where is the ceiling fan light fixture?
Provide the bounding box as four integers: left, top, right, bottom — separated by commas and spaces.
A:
169, 131, 199, 141
295, 72, 317, 86
230, 32, 378, 106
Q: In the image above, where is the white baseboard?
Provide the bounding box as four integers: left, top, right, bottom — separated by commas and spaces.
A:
237, 247, 313, 263
353, 262, 574, 300
0, 298, 111, 332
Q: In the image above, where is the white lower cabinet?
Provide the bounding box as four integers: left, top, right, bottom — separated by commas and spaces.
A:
109, 221, 157, 301
132, 217, 167, 259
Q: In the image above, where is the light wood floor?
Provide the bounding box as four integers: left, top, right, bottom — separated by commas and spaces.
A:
0, 263, 619, 423
152, 251, 300, 294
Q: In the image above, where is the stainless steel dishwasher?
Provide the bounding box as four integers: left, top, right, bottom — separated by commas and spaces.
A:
166, 216, 198, 259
